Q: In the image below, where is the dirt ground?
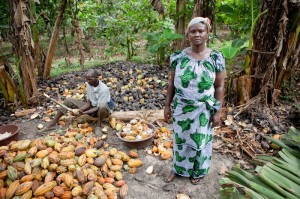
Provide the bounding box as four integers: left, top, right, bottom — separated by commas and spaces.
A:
16, 117, 235, 199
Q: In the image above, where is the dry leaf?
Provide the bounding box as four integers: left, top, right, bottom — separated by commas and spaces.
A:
218, 165, 228, 175
30, 112, 40, 119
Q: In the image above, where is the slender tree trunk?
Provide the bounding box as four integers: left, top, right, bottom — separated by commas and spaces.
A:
43, 0, 67, 79
9, 0, 38, 105
150, 0, 165, 16
173, 0, 186, 51
192, 0, 203, 18
74, 20, 85, 70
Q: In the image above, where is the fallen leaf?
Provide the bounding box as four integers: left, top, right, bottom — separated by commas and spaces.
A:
218, 165, 228, 175
30, 112, 40, 119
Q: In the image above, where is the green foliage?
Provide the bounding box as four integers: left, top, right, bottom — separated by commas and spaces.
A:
221, 38, 248, 68
145, 28, 183, 67
280, 76, 299, 101
0, 1, 9, 41
216, 0, 260, 37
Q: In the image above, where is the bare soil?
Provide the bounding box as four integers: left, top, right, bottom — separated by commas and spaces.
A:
17, 119, 234, 199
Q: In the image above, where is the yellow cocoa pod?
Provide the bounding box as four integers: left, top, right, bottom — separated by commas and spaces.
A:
85, 149, 98, 158
34, 181, 57, 196
61, 145, 75, 152
60, 159, 76, 167
127, 159, 143, 168
115, 171, 123, 181
44, 172, 55, 183
122, 154, 131, 162
111, 158, 123, 166
24, 162, 32, 175
109, 148, 118, 156
128, 167, 136, 174
35, 150, 49, 159
6, 180, 20, 198
71, 186, 82, 196
64, 174, 74, 188
110, 165, 122, 171
15, 181, 33, 196
78, 154, 87, 166
20, 190, 33, 199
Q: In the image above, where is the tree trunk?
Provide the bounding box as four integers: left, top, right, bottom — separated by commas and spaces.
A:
30, 0, 44, 77
248, 0, 300, 102
173, 0, 186, 51
192, 0, 203, 18
43, 0, 67, 79
9, 0, 38, 105
74, 20, 85, 70
150, 0, 165, 16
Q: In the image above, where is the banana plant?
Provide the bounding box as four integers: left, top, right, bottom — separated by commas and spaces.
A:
220, 126, 300, 199
145, 28, 183, 69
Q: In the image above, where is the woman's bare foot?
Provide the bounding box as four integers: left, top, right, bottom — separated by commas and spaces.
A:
165, 171, 177, 183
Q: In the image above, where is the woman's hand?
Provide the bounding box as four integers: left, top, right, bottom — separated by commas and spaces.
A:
210, 113, 221, 127
164, 106, 172, 123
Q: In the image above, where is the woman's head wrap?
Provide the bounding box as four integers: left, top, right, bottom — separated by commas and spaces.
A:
187, 17, 211, 33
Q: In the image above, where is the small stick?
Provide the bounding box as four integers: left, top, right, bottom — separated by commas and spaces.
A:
43, 93, 73, 112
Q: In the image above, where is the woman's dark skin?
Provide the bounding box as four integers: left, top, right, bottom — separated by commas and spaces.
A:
164, 22, 226, 182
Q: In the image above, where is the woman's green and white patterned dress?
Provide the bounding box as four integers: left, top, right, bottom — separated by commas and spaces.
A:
170, 49, 225, 178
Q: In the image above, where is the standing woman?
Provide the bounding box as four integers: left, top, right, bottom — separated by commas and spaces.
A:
164, 17, 226, 185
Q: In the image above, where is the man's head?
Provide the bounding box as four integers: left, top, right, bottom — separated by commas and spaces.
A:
85, 69, 99, 87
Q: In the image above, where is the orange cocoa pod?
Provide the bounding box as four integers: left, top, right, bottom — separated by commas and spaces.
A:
0, 170, 7, 180
107, 171, 116, 178
128, 150, 138, 158
0, 187, 6, 199
115, 180, 126, 187
104, 177, 114, 184
35, 150, 49, 159
58, 152, 75, 160
97, 177, 105, 185
20, 174, 34, 183
60, 190, 72, 199
53, 186, 64, 197
15, 181, 33, 195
